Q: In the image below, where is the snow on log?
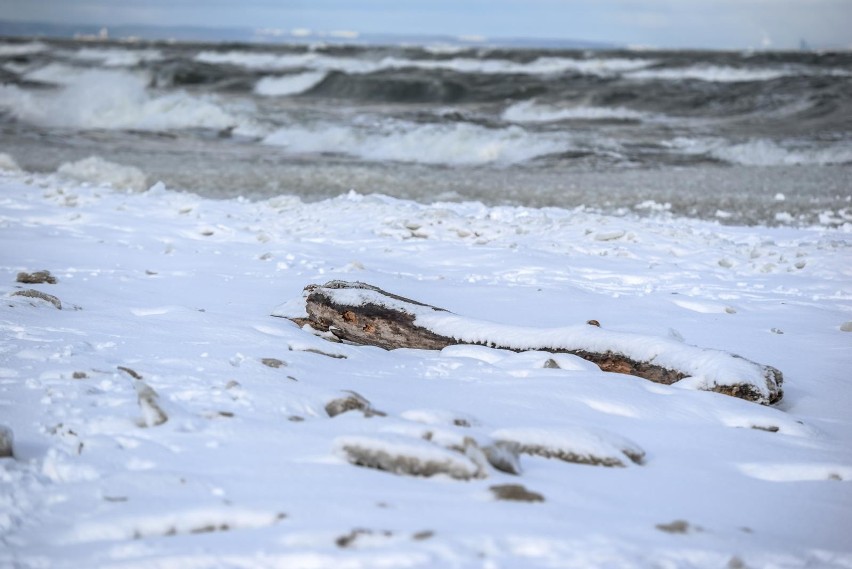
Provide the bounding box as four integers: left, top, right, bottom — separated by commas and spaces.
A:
290, 281, 783, 405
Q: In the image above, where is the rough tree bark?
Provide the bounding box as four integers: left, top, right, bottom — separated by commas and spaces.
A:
286, 281, 783, 405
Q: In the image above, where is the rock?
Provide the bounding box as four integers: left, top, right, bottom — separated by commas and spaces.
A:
655, 520, 697, 534
261, 357, 287, 368
492, 426, 645, 468
335, 434, 486, 480
325, 390, 385, 418
490, 484, 545, 502
11, 289, 62, 309
0, 425, 13, 458
135, 382, 168, 427
16, 270, 57, 284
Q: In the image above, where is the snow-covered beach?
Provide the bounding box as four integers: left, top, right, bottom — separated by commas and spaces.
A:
1, 154, 851, 568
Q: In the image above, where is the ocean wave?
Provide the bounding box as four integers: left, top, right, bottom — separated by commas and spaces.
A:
667, 137, 852, 166
503, 100, 650, 123
626, 64, 836, 83
0, 41, 49, 56
23, 62, 88, 85
196, 50, 653, 76
254, 71, 328, 96
262, 121, 569, 165
0, 69, 259, 134
65, 47, 165, 67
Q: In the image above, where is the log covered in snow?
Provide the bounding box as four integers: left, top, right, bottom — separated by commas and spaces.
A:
287, 281, 783, 405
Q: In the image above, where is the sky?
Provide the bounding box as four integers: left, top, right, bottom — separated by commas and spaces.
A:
1, 0, 851, 50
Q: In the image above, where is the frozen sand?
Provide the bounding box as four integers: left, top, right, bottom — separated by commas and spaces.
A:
1, 160, 851, 568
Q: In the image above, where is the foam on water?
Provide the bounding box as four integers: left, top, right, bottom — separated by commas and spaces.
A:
503, 100, 650, 123
254, 71, 328, 96
23, 63, 88, 85
628, 65, 794, 83
0, 41, 49, 56
66, 47, 164, 67
1, 69, 258, 134
668, 137, 852, 166
263, 121, 569, 165
196, 50, 653, 76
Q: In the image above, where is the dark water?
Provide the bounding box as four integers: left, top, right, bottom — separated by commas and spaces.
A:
1, 37, 850, 225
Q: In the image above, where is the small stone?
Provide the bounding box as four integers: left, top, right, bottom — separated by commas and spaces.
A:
72, 371, 88, 379
543, 358, 560, 369
490, 484, 544, 503
261, 358, 287, 369
655, 520, 691, 534
412, 530, 434, 541
840, 322, 852, 332
586, 319, 601, 327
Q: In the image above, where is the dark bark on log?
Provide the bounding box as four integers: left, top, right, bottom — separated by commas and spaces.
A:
290, 281, 783, 405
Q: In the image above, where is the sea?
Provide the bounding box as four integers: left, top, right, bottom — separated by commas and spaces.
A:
1, 36, 850, 226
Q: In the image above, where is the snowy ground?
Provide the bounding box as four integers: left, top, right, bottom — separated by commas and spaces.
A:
1, 157, 851, 568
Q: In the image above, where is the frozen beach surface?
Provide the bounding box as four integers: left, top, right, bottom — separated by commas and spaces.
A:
1, 162, 851, 568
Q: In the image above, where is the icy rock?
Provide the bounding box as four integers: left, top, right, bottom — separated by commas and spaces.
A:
490, 484, 545, 502
260, 357, 287, 368
480, 441, 522, 475
840, 322, 852, 332
493, 426, 645, 467
0, 425, 13, 458
16, 270, 58, 284
335, 434, 485, 480
11, 288, 62, 309
135, 381, 168, 427
325, 390, 385, 418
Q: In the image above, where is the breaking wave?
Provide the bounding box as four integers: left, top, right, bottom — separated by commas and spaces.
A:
196, 50, 653, 76
667, 137, 852, 166
262, 121, 570, 165
627, 64, 851, 83
0, 69, 256, 133
254, 71, 328, 96
503, 100, 650, 123
0, 41, 49, 56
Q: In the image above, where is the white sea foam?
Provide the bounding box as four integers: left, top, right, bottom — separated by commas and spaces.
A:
196, 50, 653, 76
254, 71, 328, 96
67, 47, 164, 67
1, 69, 258, 134
23, 63, 85, 85
668, 137, 852, 166
0, 41, 49, 56
262, 121, 568, 165
503, 100, 649, 123
627, 65, 790, 83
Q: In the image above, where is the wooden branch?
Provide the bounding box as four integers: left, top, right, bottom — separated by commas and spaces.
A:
291, 281, 783, 405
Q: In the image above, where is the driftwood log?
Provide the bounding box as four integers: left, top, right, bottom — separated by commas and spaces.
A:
285, 281, 783, 406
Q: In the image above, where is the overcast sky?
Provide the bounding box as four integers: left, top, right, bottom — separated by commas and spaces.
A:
1, 0, 851, 50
